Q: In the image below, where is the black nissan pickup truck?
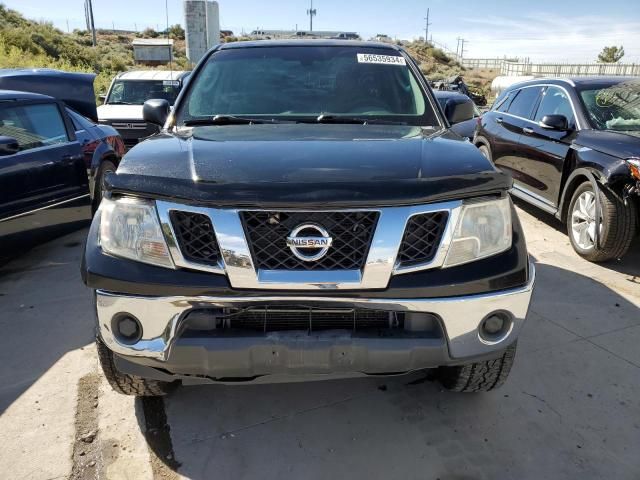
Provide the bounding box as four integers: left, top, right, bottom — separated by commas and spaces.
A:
82, 40, 535, 396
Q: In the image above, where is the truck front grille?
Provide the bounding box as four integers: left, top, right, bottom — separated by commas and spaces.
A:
396, 211, 449, 268
240, 211, 379, 271
220, 307, 402, 332
170, 211, 221, 266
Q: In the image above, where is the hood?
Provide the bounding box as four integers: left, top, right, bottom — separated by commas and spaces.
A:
575, 129, 640, 159
110, 124, 510, 207
98, 104, 144, 121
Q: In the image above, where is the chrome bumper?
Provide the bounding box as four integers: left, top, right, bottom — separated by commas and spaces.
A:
96, 262, 535, 365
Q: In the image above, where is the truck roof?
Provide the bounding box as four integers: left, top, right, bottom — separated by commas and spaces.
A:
218, 39, 401, 50
116, 70, 190, 81
0, 89, 53, 101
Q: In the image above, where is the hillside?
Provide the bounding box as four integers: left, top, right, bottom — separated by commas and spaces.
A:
0, 4, 189, 97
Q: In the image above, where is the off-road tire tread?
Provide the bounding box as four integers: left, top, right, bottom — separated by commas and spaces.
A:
438, 343, 517, 392
96, 338, 176, 396
567, 182, 637, 262
93, 159, 117, 212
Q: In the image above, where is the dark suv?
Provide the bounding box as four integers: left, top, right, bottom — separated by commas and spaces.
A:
475, 77, 639, 261
82, 40, 535, 396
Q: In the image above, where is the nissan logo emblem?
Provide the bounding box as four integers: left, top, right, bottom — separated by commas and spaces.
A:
286, 224, 333, 262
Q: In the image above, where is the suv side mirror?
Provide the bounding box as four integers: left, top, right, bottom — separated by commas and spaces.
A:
143, 99, 170, 126
444, 97, 475, 125
540, 114, 569, 131
99, 93, 107, 102
0, 136, 19, 156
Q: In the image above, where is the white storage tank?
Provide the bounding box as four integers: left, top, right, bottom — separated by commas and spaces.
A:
184, 0, 220, 64
491, 76, 536, 95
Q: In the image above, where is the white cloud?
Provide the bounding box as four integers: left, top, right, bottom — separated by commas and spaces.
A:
437, 14, 640, 63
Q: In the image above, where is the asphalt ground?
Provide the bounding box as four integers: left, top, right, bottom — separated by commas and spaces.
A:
1, 202, 639, 480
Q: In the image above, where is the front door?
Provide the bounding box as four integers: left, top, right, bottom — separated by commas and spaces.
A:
516, 86, 577, 206
0, 100, 89, 236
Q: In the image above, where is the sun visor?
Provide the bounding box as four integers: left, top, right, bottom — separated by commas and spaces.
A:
0, 69, 98, 121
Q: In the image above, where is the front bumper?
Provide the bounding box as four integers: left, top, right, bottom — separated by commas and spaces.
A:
96, 261, 535, 379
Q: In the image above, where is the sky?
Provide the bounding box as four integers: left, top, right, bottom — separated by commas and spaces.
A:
4, 0, 640, 62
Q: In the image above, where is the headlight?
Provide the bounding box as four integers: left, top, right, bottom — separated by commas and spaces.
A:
444, 197, 512, 267
100, 197, 174, 268
628, 158, 640, 181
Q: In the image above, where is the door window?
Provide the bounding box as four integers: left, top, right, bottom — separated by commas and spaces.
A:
507, 87, 543, 119
534, 87, 575, 127
0, 103, 69, 151
494, 90, 516, 112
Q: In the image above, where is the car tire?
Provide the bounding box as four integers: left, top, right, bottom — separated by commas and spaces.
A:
567, 181, 637, 262
93, 159, 117, 211
96, 337, 177, 396
438, 343, 516, 392
478, 144, 492, 161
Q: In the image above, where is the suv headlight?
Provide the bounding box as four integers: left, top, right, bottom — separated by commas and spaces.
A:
444, 196, 512, 267
100, 197, 174, 268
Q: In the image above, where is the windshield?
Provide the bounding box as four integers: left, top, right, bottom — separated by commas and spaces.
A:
579, 80, 640, 131
175, 46, 438, 126
106, 79, 181, 105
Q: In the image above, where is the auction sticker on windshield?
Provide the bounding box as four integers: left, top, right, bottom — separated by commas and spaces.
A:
357, 53, 406, 65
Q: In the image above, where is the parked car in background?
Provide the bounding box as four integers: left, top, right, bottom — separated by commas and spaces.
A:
474, 77, 639, 261
0, 69, 123, 262
434, 90, 479, 139
98, 70, 190, 149
433, 75, 487, 106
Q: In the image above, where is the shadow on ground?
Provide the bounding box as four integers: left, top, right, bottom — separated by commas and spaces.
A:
0, 228, 93, 414
139, 262, 640, 480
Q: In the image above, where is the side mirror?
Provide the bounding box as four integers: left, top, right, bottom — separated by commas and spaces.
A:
540, 114, 569, 131
444, 97, 475, 125
143, 99, 170, 126
0, 136, 19, 156
99, 93, 107, 102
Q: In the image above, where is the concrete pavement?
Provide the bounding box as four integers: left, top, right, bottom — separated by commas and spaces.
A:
0, 203, 638, 479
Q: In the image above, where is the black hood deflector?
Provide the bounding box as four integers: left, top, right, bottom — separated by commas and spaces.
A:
108, 124, 512, 208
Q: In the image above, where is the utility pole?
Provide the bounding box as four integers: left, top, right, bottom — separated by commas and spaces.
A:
307, 0, 317, 32
456, 37, 461, 57
85, 0, 97, 46
424, 8, 431, 44
460, 38, 467, 60
66, 19, 70, 33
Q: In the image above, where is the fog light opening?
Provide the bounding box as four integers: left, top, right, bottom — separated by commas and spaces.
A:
112, 314, 142, 344
478, 311, 513, 344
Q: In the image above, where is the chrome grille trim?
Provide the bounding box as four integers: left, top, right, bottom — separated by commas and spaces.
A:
155, 200, 463, 290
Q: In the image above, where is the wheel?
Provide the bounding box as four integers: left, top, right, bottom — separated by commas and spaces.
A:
96, 337, 177, 396
567, 181, 637, 262
438, 343, 516, 392
93, 159, 117, 211
478, 144, 491, 161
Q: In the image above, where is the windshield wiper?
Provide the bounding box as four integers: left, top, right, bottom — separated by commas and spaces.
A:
315, 114, 408, 125
106, 101, 134, 105
183, 115, 279, 126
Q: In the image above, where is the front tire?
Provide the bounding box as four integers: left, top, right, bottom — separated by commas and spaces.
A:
93, 159, 117, 212
477, 143, 492, 161
567, 181, 637, 262
438, 343, 517, 392
96, 338, 177, 396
